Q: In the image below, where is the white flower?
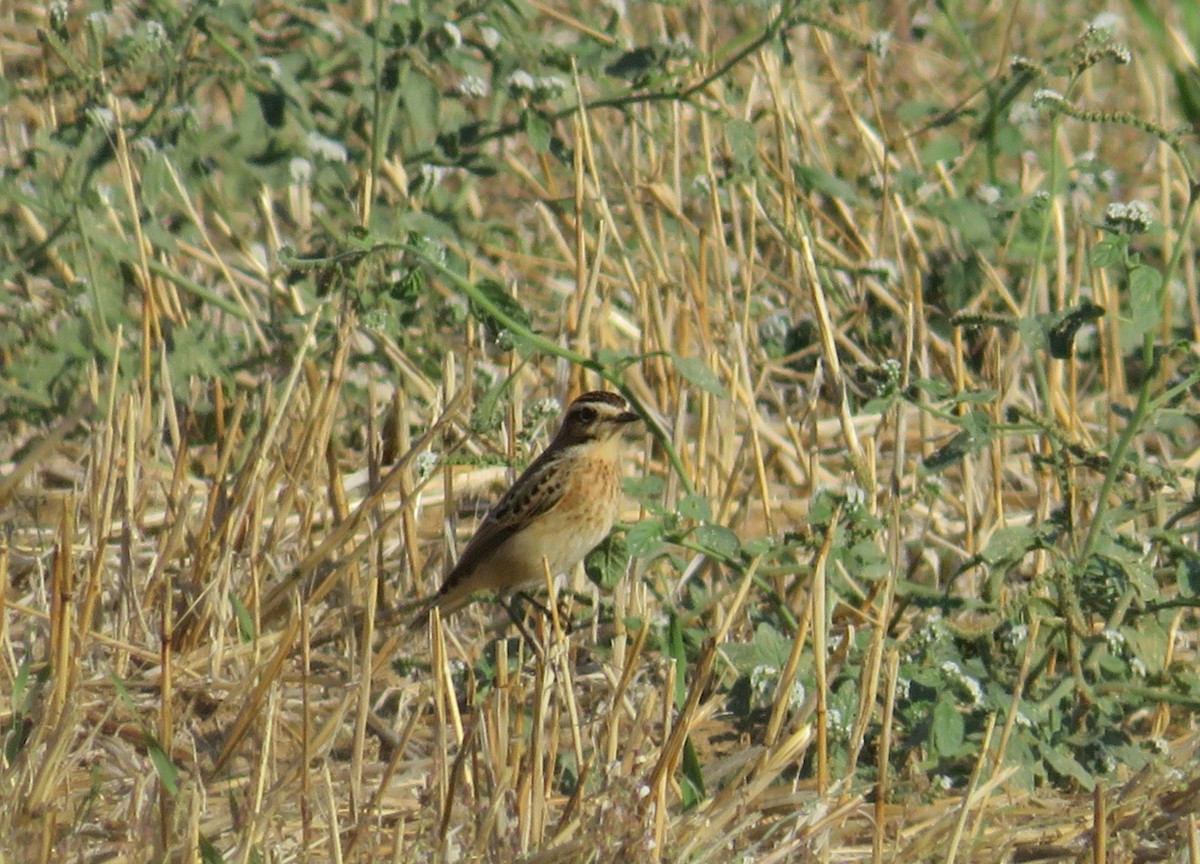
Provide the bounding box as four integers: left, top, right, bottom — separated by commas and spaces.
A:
132, 137, 158, 157
505, 70, 536, 93
1005, 624, 1028, 650
139, 20, 167, 45
419, 163, 451, 190
441, 21, 462, 49
455, 76, 489, 98
759, 311, 790, 345
86, 11, 109, 32
976, 184, 1002, 205
86, 106, 116, 132
939, 660, 983, 707
1087, 12, 1122, 36
534, 75, 566, 97
867, 258, 898, 285
666, 33, 693, 53
1032, 89, 1066, 110
257, 57, 282, 81
415, 450, 440, 482
49, 0, 69, 28
530, 397, 561, 419
1100, 628, 1126, 652
1103, 199, 1153, 234
750, 664, 778, 705
868, 31, 891, 60
480, 26, 501, 50
1009, 55, 1038, 73
306, 131, 348, 163
288, 157, 313, 184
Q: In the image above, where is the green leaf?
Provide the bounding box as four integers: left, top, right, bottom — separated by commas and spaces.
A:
793, 164, 859, 203
4, 661, 38, 763
920, 136, 963, 166
469, 374, 515, 434
677, 494, 712, 522
680, 737, 706, 809
981, 525, 1038, 566
912, 377, 953, 398
595, 347, 640, 373
403, 71, 440, 150
951, 389, 999, 405
1177, 558, 1200, 595
469, 279, 533, 347
1090, 236, 1124, 268
752, 622, 793, 669
667, 613, 687, 708
695, 524, 740, 559
1017, 313, 1048, 353
524, 112, 552, 154
846, 538, 890, 581
726, 119, 758, 173
111, 673, 135, 710
230, 592, 256, 643
626, 519, 666, 558
146, 734, 180, 796
1039, 743, 1095, 790
923, 410, 992, 472
933, 198, 993, 246
624, 474, 665, 504
671, 354, 728, 398
199, 836, 226, 864
897, 99, 943, 123
741, 536, 775, 556
931, 695, 964, 756
585, 532, 629, 591
1128, 266, 1162, 337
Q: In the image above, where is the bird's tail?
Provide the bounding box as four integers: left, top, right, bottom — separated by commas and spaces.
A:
406, 584, 474, 631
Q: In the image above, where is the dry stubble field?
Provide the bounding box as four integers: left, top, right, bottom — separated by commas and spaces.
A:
3, 1, 1200, 862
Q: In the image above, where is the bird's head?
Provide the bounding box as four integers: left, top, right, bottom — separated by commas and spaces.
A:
555, 391, 641, 446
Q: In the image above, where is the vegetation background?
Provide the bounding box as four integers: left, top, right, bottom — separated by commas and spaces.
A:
2, 0, 1200, 861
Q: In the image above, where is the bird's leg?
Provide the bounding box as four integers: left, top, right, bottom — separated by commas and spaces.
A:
498, 594, 544, 656
514, 591, 553, 620
514, 591, 576, 636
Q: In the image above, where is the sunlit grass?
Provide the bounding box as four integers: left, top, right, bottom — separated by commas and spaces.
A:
2, 1, 1199, 861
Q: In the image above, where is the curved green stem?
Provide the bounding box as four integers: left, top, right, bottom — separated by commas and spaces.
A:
404, 244, 697, 496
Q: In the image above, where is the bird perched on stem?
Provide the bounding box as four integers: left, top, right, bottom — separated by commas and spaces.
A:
412, 390, 641, 629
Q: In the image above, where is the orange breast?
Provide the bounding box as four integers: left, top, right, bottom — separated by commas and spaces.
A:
501, 453, 623, 584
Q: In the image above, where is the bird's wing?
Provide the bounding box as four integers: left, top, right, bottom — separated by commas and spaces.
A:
434, 449, 570, 600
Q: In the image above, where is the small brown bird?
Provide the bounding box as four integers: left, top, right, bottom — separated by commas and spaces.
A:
415, 390, 641, 627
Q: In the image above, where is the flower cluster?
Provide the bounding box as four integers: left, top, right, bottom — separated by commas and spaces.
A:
1103, 199, 1153, 234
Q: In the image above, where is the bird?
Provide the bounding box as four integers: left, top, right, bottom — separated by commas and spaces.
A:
413, 390, 641, 629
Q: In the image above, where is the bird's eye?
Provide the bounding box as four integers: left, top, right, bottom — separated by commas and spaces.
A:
576, 406, 597, 424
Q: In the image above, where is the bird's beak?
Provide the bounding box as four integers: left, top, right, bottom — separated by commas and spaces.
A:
616, 411, 641, 425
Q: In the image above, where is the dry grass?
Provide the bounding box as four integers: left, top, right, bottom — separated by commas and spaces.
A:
3, 1, 1200, 862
